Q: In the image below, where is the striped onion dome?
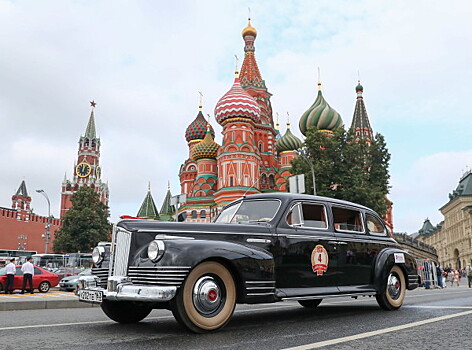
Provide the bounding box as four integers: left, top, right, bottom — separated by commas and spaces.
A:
185, 108, 215, 143
215, 75, 260, 125
276, 124, 303, 153
299, 83, 343, 136
192, 125, 219, 160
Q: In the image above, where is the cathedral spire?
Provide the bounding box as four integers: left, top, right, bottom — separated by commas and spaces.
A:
84, 101, 97, 139
350, 81, 373, 140
15, 179, 28, 197
136, 183, 159, 220
240, 17, 263, 89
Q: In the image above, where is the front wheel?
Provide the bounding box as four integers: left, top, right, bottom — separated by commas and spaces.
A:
101, 300, 152, 323
298, 299, 322, 308
171, 261, 236, 333
376, 265, 406, 310
38, 281, 50, 293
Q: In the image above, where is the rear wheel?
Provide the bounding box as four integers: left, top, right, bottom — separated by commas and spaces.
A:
298, 299, 322, 308
38, 281, 50, 293
376, 265, 406, 310
171, 261, 236, 333
101, 300, 152, 323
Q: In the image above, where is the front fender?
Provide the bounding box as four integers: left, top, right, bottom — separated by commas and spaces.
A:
373, 248, 418, 292
133, 239, 276, 303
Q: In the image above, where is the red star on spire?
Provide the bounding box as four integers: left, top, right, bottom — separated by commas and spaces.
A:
90, 100, 97, 108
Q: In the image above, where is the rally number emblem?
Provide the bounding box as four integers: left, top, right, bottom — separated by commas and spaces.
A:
311, 245, 329, 276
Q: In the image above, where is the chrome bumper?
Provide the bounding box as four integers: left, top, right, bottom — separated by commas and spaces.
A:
77, 275, 177, 303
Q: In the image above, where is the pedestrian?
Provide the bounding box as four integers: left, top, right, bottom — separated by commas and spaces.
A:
436, 264, 444, 288
448, 270, 455, 287
455, 270, 461, 286
5, 258, 16, 294
467, 265, 472, 288
20, 256, 34, 294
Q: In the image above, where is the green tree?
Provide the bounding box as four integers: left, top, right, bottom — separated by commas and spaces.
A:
291, 127, 391, 216
54, 186, 112, 253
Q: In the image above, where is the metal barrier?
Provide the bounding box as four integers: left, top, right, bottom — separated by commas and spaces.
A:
416, 259, 440, 288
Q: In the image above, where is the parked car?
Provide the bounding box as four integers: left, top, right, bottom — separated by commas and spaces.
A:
53, 267, 82, 281
60, 268, 92, 291
0, 265, 59, 293
78, 193, 419, 333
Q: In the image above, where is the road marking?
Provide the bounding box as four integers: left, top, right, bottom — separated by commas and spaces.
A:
281, 310, 472, 350
403, 305, 472, 309
0, 304, 296, 331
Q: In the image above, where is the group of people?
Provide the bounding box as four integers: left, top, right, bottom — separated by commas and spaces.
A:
436, 264, 472, 288
3, 256, 35, 294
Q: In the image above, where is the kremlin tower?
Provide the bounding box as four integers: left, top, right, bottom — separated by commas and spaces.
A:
60, 102, 109, 218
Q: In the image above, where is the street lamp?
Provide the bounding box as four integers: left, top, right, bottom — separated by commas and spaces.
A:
296, 147, 316, 195
36, 189, 51, 254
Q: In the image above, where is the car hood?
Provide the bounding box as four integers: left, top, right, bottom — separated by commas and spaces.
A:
61, 275, 80, 282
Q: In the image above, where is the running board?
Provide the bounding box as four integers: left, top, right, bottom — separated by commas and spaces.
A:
282, 292, 377, 301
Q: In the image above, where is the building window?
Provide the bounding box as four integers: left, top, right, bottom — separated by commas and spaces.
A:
269, 175, 275, 188
200, 210, 206, 219
191, 210, 197, 219
230, 177, 234, 187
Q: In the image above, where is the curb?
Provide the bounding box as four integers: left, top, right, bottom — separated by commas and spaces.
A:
0, 298, 96, 312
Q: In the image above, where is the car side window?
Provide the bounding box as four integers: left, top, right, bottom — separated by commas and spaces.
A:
301, 203, 327, 229
286, 202, 327, 229
34, 267, 43, 275
366, 214, 387, 236
286, 203, 303, 226
15, 267, 23, 275
332, 206, 364, 233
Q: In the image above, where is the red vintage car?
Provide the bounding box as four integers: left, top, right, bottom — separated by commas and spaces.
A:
0, 265, 59, 293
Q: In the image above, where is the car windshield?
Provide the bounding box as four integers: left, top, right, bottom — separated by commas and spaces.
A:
79, 268, 92, 276
214, 199, 280, 224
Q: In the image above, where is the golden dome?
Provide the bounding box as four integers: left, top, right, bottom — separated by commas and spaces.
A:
242, 18, 257, 38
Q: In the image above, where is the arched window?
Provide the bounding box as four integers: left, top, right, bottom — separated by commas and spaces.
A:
269, 175, 275, 188
261, 174, 267, 186
191, 210, 197, 219
200, 210, 206, 219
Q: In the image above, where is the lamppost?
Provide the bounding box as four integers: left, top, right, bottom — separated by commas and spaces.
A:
296, 147, 316, 195
36, 189, 51, 254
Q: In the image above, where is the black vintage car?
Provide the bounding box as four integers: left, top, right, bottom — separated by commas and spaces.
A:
78, 193, 418, 333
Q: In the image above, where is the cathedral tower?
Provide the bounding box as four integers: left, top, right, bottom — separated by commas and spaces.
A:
60, 101, 109, 218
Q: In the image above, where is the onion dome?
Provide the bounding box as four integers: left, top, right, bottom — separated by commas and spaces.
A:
299, 83, 343, 136
356, 82, 363, 92
242, 18, 257, 37
276, 123, 303, 153
192, 125, 219, 160
185, 106, 215, 143
214, 74, 261, 125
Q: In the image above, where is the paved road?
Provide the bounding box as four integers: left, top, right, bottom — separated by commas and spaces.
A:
1, 286, 471, 350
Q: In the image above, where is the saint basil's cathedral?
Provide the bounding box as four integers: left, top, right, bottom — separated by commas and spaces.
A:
175, 18, 393, 230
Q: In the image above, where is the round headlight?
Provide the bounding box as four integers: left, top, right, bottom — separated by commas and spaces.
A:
148, 240, 165, 262
92, 246, 105, 264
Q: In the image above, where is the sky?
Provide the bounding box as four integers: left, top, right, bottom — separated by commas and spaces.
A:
0, 0, 471, 234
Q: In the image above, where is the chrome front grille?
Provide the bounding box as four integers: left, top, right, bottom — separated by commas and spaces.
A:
245, 280, 276, 296
92, 267, 109, 287
127, 266, 190, 286
112, 227, 132, 277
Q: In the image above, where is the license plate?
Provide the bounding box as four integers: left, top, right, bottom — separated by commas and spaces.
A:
78, 290, 103, 303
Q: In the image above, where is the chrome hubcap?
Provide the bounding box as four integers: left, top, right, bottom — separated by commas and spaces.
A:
387, 273, 401, 300
193, 276, 223, 316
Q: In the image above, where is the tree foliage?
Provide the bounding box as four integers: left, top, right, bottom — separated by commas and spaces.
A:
54, 186, 112, 253
291, 127, 391, 215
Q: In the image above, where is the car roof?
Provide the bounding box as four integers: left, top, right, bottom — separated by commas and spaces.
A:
242, 192, 373, 211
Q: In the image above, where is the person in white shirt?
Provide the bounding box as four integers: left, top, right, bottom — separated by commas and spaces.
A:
21, 256, 34, 294
5, 258, 16, 294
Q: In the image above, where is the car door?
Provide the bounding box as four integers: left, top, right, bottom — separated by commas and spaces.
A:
33, 267, 43, 288
14, 267, 23, 289
330, 205, 374, 291
275, 200, 339, 297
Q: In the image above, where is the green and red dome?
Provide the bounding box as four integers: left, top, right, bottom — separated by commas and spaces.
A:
192, 126, 219, 160
185, 109, 215, 143
299, 83, 343, 136
276, 124, 303, 153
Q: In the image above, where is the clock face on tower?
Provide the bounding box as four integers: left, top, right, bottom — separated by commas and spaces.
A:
76, 162, 91, 177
